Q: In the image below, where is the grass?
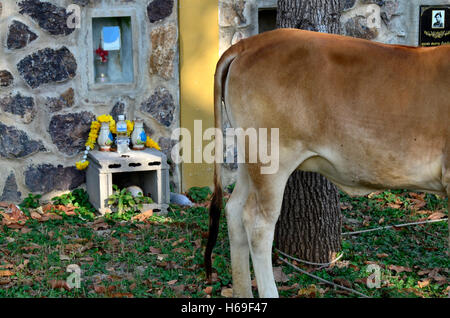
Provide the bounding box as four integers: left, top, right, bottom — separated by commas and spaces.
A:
0, 187, 448, 298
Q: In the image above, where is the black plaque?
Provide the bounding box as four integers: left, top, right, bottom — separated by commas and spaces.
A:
419, 5, 450, 47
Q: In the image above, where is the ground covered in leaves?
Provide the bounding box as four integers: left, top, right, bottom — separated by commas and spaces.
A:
0, 188, 448, 298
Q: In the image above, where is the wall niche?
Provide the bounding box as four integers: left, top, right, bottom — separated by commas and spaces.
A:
86, 8, 141, 94
92, 16, 134, 84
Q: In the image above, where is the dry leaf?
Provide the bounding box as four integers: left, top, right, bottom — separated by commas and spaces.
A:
107, 285, 117, 293
0, 270, 15, 277
388, 265, 412, 274
273, 267, 289, 283
221, 288, 233, 298
30, 211, 42, 220
418, 279, 430, 288
59, 254, 70, 261
387, 203, 401, 209
376, 253, 389, 258
157, 254, 168, 261
333, 278, 352, 288
94, 285, 106, 294
111, 292, 133, 298
49, 280, 70, 291
149, 246, 161, 254
427, 212, 446, 220
131, 210, 153, 222
172, 238, 186, 247
204, 286, 213, 294
167, 279, 178, 285
408, 198, 426, 210
297, 284, 317, 298
21, 227, 32, 234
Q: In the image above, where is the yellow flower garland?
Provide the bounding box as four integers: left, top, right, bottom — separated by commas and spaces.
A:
75, 115, 161, 170
145, 137, 161, 150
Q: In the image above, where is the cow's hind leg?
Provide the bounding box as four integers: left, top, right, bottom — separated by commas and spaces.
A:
243, 172, 290, 298
226, 166, 252, 297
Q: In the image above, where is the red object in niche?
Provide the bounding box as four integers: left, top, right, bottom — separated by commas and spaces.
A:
95, 45, 109, 62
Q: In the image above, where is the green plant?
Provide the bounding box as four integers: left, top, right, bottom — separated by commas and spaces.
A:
187, 186, 212, 203
18, 193, 42, 216
19, 193, 42, 209
51, 189, 96, 220
107, 185, 153, 218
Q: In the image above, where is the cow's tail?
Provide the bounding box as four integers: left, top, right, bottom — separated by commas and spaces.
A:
204, 43, 242, 280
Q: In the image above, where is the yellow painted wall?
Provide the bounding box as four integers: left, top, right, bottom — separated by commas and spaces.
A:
178, 0, 219, 191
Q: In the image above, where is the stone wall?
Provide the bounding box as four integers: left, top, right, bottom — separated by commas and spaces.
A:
0, 0, 180, 203
218, 0, 445, 187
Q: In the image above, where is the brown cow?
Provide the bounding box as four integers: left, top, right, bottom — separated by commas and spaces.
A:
205, 28, 449, 298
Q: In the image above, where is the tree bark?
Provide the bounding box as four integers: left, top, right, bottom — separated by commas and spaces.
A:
274, 0, 343, 263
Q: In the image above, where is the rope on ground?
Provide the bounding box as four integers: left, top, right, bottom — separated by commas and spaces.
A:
341, 218, 448, 236
274, 248, 344, 267
278, 256, 370, 298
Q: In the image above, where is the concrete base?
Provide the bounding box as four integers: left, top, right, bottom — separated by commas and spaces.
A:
86, 148, 170, 216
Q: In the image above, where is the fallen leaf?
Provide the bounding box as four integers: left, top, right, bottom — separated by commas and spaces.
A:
49, 280, 70, 291
427, 212, 446, 220
333, 278, 352, 288
172, 247, 190, 254
132, 210, 153, 222
376, 253, 389, 258
221, 288, 233, 298
0, 277, 11, 285
108, 285, 117, 293
30, 211, 42, 220
20, 227, 32, 234
297, 284, 317, 298
387, 203, 401, 209
204, 286, 213, 294
418, 279, 430, 288
0, 270, 15, 277
273, 267, 289, 283
171, 284, 185, 294
110, 292, 133, 298
59, 254, 70, 261
149, 247, 161, 254
408, 198, 426, 210
172, 238, 186, 247
94, 285, 106, 294
157, 254, 169, 261
388, 265, 412, 274
167, 279, 178, 285
193, 239, 202, 249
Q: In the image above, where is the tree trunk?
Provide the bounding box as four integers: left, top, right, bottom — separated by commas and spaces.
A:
274, 0, 343, 263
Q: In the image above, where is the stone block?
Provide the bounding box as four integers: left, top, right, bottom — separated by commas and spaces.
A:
7, 20, 38, 50
86, 148, 170, 215
17, 47, 77, 89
